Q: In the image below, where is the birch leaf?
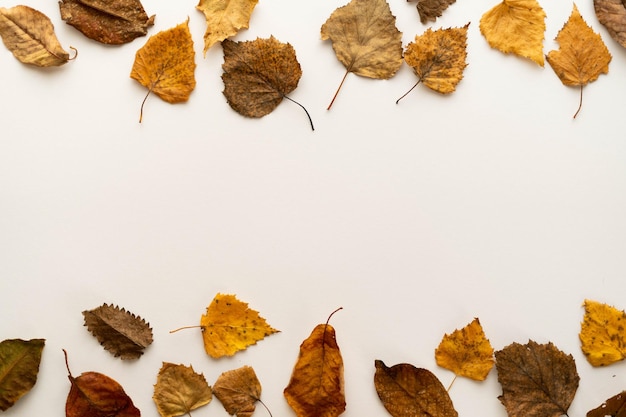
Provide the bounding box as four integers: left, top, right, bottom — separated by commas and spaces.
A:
213, 366, 263, 417
408, 0, 457, 24
197, 0, 258, 55
579, 299, 626, 366
153, 363, 212, 417
0, 339, 45, 411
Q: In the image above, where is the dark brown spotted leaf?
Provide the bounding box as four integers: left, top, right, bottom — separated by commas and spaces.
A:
408, 0, 457, 24
587, 391, 626, 417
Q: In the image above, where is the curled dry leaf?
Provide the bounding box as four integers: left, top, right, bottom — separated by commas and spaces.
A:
197, 0, 258, 55
587, 390, 626, 417
408, 0, 457, 24
0, 5, 72, 67
0, 338, 45, 411
579, 299, 626, 366
213, 366, 263, 417
595, 0, 626, 48
153, 362, 212, 417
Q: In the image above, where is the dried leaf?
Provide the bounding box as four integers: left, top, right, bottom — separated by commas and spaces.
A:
213, 366, 262, 417
59, 0, 154, 45
197, 0, 258, 55
374, 360, 457, 417
83, 303, 153, 360
0, 5, 71, 67
0, 338, 45, 411
587, 391, 626, 417
434, 318, 494, 381
546, 4, 611, 118
479, 0, 546, 66
408, 0, 457, 24
130, 19, 196, 123
153, 362, 212, 417
495, 340, 579, 417
321, 0, 403, 109
579, 299, 626, 366
594, 0, 626, 48
284, 309, 345, 417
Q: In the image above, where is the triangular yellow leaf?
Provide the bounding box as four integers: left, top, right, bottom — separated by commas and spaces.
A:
580, 299, 626, 366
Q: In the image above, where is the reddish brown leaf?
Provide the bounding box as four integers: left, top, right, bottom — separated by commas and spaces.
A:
587, 391, 626, 417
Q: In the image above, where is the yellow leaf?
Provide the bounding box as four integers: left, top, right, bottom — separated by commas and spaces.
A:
153, 362, 212, 417
196, 0, 258, 55
479, 0, 546, 66
580, 299, 626, 366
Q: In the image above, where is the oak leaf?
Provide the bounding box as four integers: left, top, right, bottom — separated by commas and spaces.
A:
130, 19, 196, 123
546, 4, 611, 119
594, 0, 626, 48
153, 362, 212, 417
374, 360, 457, 417
284, 308, 345, 417
0, 338, 45, 411
213, 366, 264, 417
196, 0, 258, 55
495, 340, 579, 417
59, 0, 154, 45
434, 317, 494, 381
0, 6, 72, 67
479, 0, 546, 66
321, 0, 403, 109
587, 391, 626, 417
579, 299, 626, 366
408, 0, 457, 24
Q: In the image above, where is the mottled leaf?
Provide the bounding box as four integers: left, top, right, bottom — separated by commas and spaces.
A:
408, 0, 457, 24
0, 338, 45, 411
213, 366, 262, 417
579, 299, 626, 366
594, 0, 626, 48
153, 362, 212, 417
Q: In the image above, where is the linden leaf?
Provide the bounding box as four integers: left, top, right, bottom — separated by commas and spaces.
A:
408, 0, 457, 24
579, 299, 626, 366
321, 0, 403, 109
213, 366, 264, 417
0, 338, 45, 411
221, 37, 314, 130
130, 19, 196, 123
59, 0, 154, 45
397, 24, 469, 103
196, 0, 258, 55
546, 4, 611, 119
434, 317, 494, 381
479, 0, 546, 66
153, 362, 212, 417
284, 308, 345, 417
587, 391, 626, 417
374, 360, 458, 417
594, 0, 626, 48
495, 340, 579, 417
0, 5, 72, 67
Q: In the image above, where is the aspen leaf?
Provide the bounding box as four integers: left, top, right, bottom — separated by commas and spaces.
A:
130, 19, 196, 123
594, 0, 626, 48
213, 366, 266, 417
479, 0, 546, 66
587, 391, 626, 417
408, 0, 457, 24
374, 360, 457, 417
153, 362, 212, 417
197, 0, 258, 55
495, 340, 579, 417
0, 338, 45, 411
579, 299, 626, 366
546, 4, 611, 119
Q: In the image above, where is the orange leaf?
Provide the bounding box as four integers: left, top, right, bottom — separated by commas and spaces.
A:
213, 366, 263, 417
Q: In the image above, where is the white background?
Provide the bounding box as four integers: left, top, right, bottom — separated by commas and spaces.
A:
2, 0, 626, 416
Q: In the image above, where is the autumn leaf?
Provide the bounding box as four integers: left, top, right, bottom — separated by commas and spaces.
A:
130, 19, 196, 123
479, 0, 546, 66
153, 362, 212, 417
0, 5, 73, 67
321, 0, 403, 109
197, 0, 258, 55
594, 0, 626, 48
495, 340, 579, 417
546, 4, 611, 119
213, 366, 268, 417
284, 308, 345, 417
374, 360, 457, 417
587, 391, 626, 417
579, 299, 626, 366
0, 339, 45, 411
59, 0, 154, 45
434, 317, 494, 382
397, 24, 469, 103
408, 0, 457, 24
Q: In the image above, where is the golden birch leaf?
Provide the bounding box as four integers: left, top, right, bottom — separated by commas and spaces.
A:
408, 0, 457, 24
546, 4, 611, 119
196, 0, 258, 55
579, 299, 626, 366
0, 339, 45, 411
594, 0, 626, 48
130, 19, 196, 123
213, 366, 262, 417
321, 0, 403, 109
153, 362, 212, 417
434, 318, 494, 381
479, 0, 546, 66
0, 5, 72, 67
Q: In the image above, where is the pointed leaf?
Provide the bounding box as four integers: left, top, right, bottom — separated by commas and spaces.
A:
153, 362, 212, 417
197, 0, 258, 55
213, 366, 261, 417
579, 299, 626, 366
587, 391, 626, 417
408, 0, 457, 24
0, 338, 45, 411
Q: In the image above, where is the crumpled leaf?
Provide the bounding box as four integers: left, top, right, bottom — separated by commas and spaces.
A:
479, 0, 546, 66
408, 0, 457, 24
495, 340, 579, 417
83, 303, 153, 360
130, 19, 196, 123
197, 0, 258, 55
579, 299, 626, 366
321, 0, 403, 109
594, 0, 626, 48
434, 317, 494, 381
284, 308, 345, 417
546, 4, 611, 119
153, 362, 212, 417
0, 5, 72, 67
59, 0, 154, 45
213, 366, 262, 417
587, 390, 626, 417
64, 350, 140, 417
0, 338, 45, 411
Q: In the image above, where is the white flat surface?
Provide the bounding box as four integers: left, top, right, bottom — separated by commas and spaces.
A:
2, 0, 626, 416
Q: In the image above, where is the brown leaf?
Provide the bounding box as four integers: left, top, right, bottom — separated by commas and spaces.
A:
83, 303, 153, 360
408, 0, 457, 24
153, 362, 212, 417
579, 299, 626, 366
495, 340, 579, 417
213, 366, 262, 417
0, 5, 72, 67
0, 339, 45, 411
374, 360, 457, 417
197, 0, 258, 55
59, 0, 154, 45
587, 391, 626, 417
594, 0, 626, 48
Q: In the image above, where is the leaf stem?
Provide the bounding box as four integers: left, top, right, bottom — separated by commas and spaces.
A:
169, 325, 203, 333
327, 70, 350, 110
258, 399, 273, 417
139, 88, 153, 123
396, 80, 422, 104
284, 95, 315, 131
573, 84, 583, 119
446, 375, 457, 392
62, 349, 72, 378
